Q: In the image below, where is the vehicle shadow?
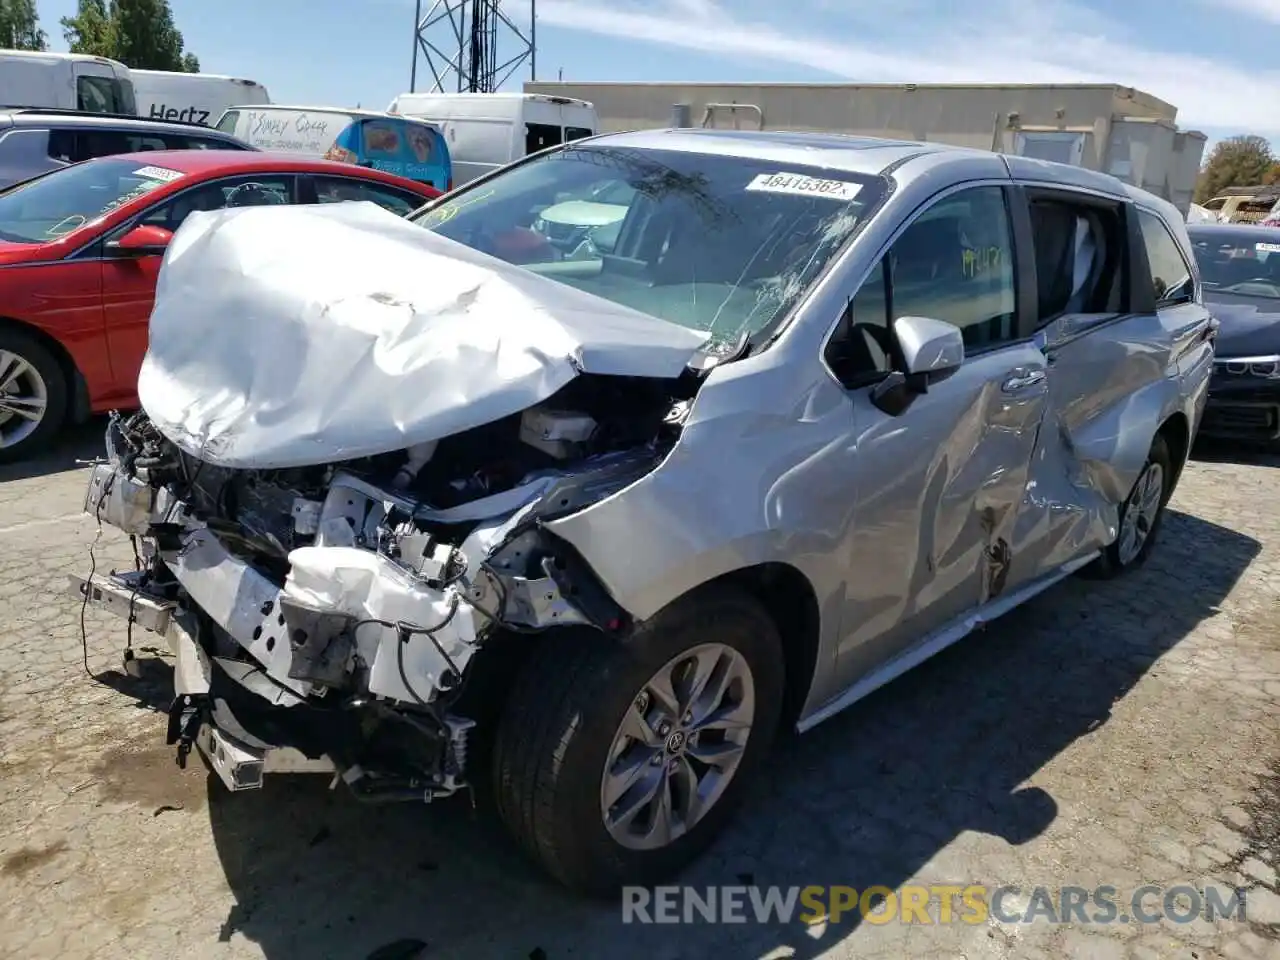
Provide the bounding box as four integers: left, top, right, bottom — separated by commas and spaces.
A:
93, 655, 176, 715
1191, 436, 1280, 468
203, 509, 1257, 960
0, 418, 108, 483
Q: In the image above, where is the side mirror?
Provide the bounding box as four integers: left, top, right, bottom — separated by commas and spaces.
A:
105, 224, 173, 257
871, 315, 965, 416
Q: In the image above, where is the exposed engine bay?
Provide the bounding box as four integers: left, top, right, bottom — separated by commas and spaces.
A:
75, 371, 698, 802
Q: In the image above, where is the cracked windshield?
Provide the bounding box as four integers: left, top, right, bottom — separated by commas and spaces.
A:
413, 145, 886, 352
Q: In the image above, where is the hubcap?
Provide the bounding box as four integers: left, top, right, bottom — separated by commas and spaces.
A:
0, 349, 48, 449
600, 642, 755, 851
1117, 460, 1164, 565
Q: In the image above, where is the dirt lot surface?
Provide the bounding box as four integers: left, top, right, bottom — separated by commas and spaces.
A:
0, 422, 1277, 960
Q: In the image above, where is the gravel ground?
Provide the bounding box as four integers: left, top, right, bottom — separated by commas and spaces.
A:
0, 422, 1277, 960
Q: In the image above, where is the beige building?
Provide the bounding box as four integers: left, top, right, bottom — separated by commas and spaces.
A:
523, 81, 1207, 214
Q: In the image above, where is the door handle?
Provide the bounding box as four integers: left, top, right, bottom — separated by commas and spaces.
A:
1001, 369, 1047, 393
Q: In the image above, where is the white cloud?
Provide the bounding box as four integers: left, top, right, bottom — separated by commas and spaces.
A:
1212, 0, 1280, 23
534, 0, 1280, 134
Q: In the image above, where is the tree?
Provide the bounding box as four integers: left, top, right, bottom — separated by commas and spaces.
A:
0, 0, 48, 51
60, 0, 116, 59
1195, 135, 1276, 203
61, 0, 200, 72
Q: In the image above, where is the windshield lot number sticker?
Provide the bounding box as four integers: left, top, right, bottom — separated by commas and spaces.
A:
746, 172, 862, 201
133, 165, 184, 183
1257, 242, 1280, 254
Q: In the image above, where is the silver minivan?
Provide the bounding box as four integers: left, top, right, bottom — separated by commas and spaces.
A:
74, 129, 1215, 896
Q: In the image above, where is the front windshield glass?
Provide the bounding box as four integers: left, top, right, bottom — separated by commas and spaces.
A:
411, 145, 887, 351
1191, 228, 1280, 300
0, 158, 185, 243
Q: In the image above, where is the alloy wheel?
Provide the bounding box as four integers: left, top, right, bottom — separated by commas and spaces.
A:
599, 642, 756, 851
0, 349, 49, 450
1117, 460, 1164, 565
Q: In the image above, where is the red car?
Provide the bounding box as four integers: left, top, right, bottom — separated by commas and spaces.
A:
0, 150, 441, 462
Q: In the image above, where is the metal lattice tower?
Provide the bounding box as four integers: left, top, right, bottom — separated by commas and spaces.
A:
410, 0, 536, 94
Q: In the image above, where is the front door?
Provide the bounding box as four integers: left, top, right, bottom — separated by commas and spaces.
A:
100, 174, 296, 397
826, 183, 1050, 686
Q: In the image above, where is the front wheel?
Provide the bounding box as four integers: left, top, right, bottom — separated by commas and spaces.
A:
491, 586, 784, 896
0, 330, 67, 464
1085, 433, 1173, 579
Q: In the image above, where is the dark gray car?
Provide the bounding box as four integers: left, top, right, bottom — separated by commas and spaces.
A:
0, 108, 256, 188
1188, 223, 1280, 443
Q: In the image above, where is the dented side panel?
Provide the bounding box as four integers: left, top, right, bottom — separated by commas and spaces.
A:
831, 342, 1051, 685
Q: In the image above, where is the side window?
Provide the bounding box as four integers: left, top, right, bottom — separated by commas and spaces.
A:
311, 176, 421, 216
75, 130, 134, 161
824, 186, 1018, 384
76, 76, 120, 113
216, 111, 240, 134
47, 129, 77, 163
1137, 209, 1194, 304
1026, 195, 1125, 326
565, 126, 593, 142
122, 134, 168, 153
155, 134, 214, 151
139, 175, 293, 232
525, 123, 562, 155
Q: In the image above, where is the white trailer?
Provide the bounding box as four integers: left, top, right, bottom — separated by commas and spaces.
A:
132, 70, 270, 127
0, 49, 136, 113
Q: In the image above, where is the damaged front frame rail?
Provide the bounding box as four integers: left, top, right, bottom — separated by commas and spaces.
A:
70, 426, 638, 802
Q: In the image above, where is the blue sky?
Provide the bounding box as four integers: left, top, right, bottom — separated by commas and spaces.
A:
34, 0, 1280, 151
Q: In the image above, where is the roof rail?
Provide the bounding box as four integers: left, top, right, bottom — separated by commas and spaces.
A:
1, 107, 218, 129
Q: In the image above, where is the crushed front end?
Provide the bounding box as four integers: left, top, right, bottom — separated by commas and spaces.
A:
72, 377, 690, 802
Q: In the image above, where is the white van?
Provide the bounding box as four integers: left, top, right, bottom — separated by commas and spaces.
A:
218, 105, 400, 156
132, 70, 269, 127
0, 49, 136, 113
215, 104, 453, 190
385, 91, 598, 186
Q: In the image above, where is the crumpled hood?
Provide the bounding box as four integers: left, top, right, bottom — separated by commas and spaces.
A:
137, 201, 710, 469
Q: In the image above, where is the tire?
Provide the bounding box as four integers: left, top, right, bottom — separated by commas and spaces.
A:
1083, 432, 1173, 579
0, 329, 67, 465
491, 585, 785, 896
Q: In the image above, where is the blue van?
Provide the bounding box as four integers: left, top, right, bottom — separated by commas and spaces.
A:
217, 106, 453, 192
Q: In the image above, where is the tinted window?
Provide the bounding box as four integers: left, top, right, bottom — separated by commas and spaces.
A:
525, 123, 562, 154
51, 129, 178, 164
312, 176, 422, 216
76, 76, 125, 113
1190, 229, 1280, 300
1026, 197, 1125, 325
565, 126, 593, 142
47, 129, 76, 163
160, 133, 248, 151
825, 186, 1018, 383
412, 145, 887, 353
139, 175, 293, 232
1137, 209, 1194, 304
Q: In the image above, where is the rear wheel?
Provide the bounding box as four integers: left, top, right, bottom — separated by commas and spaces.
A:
1084, 433, 1173, 579
0, 330, 67, 464
491, 586, 784, 896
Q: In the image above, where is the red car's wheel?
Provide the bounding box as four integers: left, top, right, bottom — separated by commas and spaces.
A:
0, 329, 67, 464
